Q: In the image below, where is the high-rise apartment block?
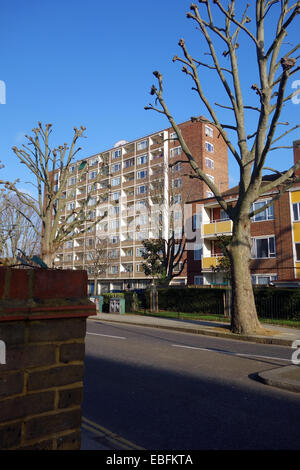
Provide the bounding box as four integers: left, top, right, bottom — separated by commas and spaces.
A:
54, 119, 228, 293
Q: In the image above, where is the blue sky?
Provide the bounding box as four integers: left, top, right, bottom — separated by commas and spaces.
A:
0, 0, 299, 192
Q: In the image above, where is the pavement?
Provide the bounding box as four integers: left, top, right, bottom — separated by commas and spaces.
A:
81, 312, 300, 450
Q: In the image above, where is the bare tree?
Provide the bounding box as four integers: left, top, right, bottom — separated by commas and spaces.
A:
86, 237, 110, 295
145, 1, 300, 334
0, 194, 40, 264
3, 123, 109, 266
141, 161, 189, 286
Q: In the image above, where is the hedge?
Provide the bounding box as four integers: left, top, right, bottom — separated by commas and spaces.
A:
144, 287, 225, 315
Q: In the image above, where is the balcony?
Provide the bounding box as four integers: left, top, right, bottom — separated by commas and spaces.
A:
202, 219, 233, 238
202, 255, 225, 271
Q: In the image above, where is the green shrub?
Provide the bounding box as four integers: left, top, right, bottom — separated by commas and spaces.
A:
144, 287, 225, 315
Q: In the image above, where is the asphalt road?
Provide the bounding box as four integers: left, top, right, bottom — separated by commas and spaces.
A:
82, 319, 300, 450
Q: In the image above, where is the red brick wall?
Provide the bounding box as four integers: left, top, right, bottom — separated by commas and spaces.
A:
0, 268, 95, 450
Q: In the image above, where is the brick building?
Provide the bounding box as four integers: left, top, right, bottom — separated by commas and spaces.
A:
187, 140, 300, 287
54, 119, 228, 293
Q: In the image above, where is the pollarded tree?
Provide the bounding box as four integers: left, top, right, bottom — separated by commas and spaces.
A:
146, 0, 300, 334
4, 123, 109, 266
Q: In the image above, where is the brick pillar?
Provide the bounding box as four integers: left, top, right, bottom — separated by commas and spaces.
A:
0, 267, 96, 450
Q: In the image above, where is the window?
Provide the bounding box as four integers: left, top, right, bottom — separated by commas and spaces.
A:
173, 194, 182, 204
295, 243, 300, 261
88, 210, 96, 220
68, 202, 75, 211
205, 157, 214, 169
123, 264, 133, 272
65, 241, 73, 249
111, 191, 121, 201
87, 197, 97, 206
69, 177, 76, 186
111, 177, 120, 186
109, 205, 119, 216
170, 132, 179, 140
205, 141, 214, 153
220, 209, 230, 221
205, 125, 213, 138
251, 274, 277, 285
137, 185, 147, 195
111, 163, 121, 173
207, 174, 215, 183
194, 275, 204, 285
89, 157, 98, 166
293, 202, 300, 221
170, 146, 182, 158
172, 261, 182, 273
109, 219, 119, 230
137, 140, 148, 151
124, 158, 135, 169
112, 149, 121, 159
137, 169, 147, 179
66, 254, 73, 262
206, 190, 214, 198
171, 162, 182, 173
136, 247, 146, 257
251, 236, 276, 258
109, 265, 119, 274
137, 154, 148, 165
136, 231, 148, 241
89, 170, 97, 180
251, 200, 274, 221
69, 165, 76, 173
136, 214, 148, 226
194, 244, 203, 260
109, 249, 119, 258
110, 235, 119, 244
172, 178, 182, 188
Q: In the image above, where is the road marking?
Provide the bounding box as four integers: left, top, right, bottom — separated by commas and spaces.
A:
172, 344, 292, 363
82, 416, 145, 450
87, 332, 126, 340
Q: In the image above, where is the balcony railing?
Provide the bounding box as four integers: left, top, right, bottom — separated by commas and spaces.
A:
202, 219, 233, 237
202, 255, 224, 270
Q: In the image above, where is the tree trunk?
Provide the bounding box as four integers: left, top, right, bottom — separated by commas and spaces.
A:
228, 216, 262, 335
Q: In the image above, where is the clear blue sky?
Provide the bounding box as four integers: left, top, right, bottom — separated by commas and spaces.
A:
0, 0, 299, 192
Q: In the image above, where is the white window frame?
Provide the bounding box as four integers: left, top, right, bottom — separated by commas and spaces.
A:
205, 141, 214, 153
172, 178, 182, 188
205, 157, 214, 169
137, 185, 147, 195
170, 146, 182, 158
111, 177, 121, 187
137, 169, 147, 180
111, 191, 121, 201
109, 265, 119, 274
205, 125, 214, 138
251, 274, 277, 285
112, 149, 121, 159
251, 199, 274, 222
137, 154, 148, 165
293, 202, 300, 221
251, 236, 276, 259
111, 163, 121, 173
137, 140, 148, 151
